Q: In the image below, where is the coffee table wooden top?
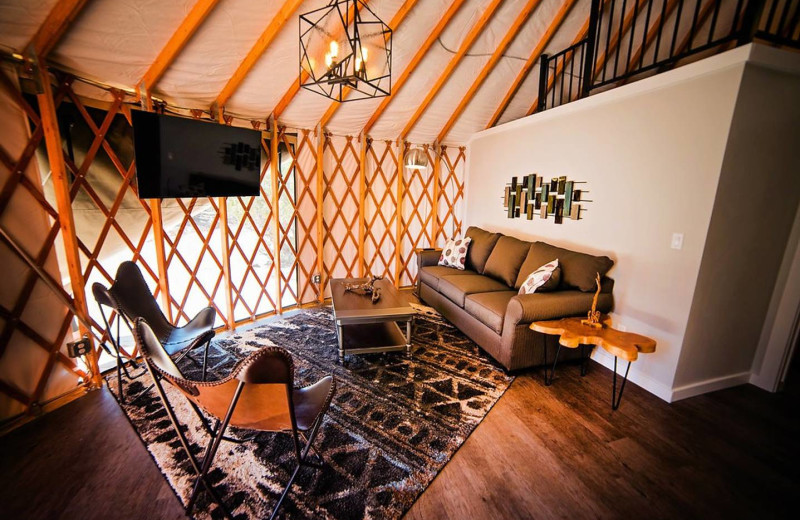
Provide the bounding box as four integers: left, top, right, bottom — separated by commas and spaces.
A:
530, 316, 656, 362
330, 278, 415, 321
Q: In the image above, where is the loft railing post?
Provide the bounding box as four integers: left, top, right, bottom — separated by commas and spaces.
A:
537, 53, 549, 113
738, 0, 767, 45
583, 0, 602, 97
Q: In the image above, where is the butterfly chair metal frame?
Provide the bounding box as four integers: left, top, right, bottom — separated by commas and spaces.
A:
92, 283, 149, 402
134, 318, 335, 520
94, 262, 216, 403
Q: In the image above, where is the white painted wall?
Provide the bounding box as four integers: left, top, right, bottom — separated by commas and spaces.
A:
676, 46, 800, 396
465, 47, 759, 401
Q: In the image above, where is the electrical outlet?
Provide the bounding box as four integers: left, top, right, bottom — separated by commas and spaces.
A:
67, 337, 91, 358
312, 274, 321, 284
671, 232, 684, 250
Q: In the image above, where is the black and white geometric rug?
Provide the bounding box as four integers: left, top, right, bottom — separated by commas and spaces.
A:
109, 305, 514, 519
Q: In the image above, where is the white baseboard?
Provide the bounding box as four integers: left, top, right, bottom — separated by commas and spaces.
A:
590, 349, 674, 403
670, 371, 751, 402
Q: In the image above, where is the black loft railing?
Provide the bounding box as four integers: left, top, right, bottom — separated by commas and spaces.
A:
537, 0, 800, 112
536, 40, 588, 113
756, 0, 800, 46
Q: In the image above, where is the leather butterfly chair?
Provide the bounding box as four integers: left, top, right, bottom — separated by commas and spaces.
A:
93, 261, 216, 395
134, 318, 335, 520
92, 283, 148, 402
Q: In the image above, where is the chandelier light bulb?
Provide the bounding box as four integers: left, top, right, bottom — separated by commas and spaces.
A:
329, 40, 338, 58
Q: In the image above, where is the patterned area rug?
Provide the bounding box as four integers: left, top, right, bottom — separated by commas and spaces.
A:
109, 305, 514, 519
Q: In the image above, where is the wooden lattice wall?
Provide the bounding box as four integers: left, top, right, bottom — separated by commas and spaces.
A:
0, 71, 465, 423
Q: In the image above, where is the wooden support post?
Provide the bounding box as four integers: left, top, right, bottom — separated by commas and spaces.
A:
149, 199, 172, 321
395, 140, 405, 288
218, 197, 234, 329
270, 117, 282, 313
316, 124, 325, 302
36, 67, 100, 385
358, 133, 367, 276
432, 143, 441, 246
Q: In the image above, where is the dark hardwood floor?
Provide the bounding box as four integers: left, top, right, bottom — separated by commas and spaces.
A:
2, 337, 798, 519
0, 386, 186, 520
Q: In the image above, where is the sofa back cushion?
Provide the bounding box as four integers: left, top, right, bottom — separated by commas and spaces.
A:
515, 241, 614, 292
464, 226, 502, 274
484, 236, 532, 287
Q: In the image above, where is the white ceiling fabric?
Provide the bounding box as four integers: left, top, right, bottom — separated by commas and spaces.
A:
0, 0, 594, 144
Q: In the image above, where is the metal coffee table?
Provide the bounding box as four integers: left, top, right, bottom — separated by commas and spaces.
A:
330, 278, 416, 364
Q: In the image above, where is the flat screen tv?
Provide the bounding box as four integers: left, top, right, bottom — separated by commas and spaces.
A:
132, 111, 262, 198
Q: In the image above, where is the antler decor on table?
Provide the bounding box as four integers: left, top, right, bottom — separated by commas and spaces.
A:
581, 272, 603, 328
343, 275, 383, 303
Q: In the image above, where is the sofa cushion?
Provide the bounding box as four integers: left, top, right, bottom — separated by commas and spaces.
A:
419, 265, 475, 291
464, 226, 501, 274
483, 236, 532, 287
519, 259, 561, 294
438, 236, 471, 269
465, 291, 517, 334
516, 241, 614, 292
438, 274, 510, 307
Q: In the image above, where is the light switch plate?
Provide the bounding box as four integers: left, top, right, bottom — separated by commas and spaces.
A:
671, 232, 684, 250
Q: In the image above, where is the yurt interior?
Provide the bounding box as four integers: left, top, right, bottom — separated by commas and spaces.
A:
1, 1, 799, 518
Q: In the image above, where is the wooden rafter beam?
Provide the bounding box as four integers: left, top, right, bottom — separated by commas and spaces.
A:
399, 0, 505, 140
214, 0, 304, 112
436, 0, 544, 143
26, 0, 89, 58
318, 0, 421, 129
486, 0, 578, 129
362, 0, 467, 135
272, 0, 372, 121
139, 0, 221, 102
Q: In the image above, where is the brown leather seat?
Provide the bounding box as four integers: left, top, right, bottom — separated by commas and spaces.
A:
94, 261, 215, 381
134, 318, 335, 520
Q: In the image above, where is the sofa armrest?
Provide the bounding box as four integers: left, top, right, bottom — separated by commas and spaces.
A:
416, 248, 442, 269
504, 291, 614, 328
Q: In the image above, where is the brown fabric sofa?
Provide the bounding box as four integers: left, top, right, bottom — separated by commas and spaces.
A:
417, 226, 615, 371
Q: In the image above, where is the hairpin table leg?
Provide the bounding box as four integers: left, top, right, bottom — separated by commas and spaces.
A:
612, 356, 632, 410
580, 344, 590, 376
543, 343, 562, 386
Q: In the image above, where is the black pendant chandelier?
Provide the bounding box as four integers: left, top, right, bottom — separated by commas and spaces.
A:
299, 0, 392, 102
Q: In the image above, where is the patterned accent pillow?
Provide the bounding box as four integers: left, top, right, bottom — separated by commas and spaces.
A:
438, 236, 472, 270
519, 259, 561, 294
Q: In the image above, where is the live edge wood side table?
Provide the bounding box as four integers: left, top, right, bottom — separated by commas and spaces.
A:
530, 316, 657, 410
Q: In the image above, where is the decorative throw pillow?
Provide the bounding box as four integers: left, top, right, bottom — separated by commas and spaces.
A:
519, 259, 560, 294
438, 236, 472, 270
